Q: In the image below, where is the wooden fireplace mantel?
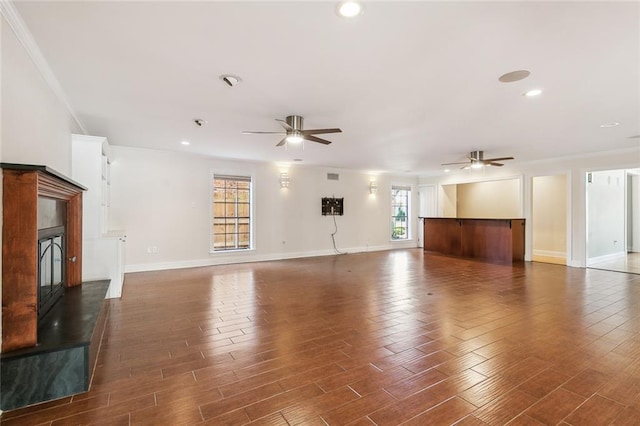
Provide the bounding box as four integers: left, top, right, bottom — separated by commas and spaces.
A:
1, 163, 87, 352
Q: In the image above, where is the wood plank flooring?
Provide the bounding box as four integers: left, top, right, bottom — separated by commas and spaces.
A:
4, 249, 640, 425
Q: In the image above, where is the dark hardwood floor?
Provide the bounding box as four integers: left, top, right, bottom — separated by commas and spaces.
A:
4, 249, 640, 425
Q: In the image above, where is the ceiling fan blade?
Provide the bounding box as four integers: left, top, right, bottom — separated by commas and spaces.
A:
242, 131, 286, 135
301, 128, 342, 135
487, 162, 504, 167
276, 137, 287, 147
483, 156, 514, 162
304, 135, 332, 145
275, 119, 293, 131
441, 161, 471, 166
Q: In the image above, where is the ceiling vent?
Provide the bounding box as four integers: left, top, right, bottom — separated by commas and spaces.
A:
327, 173, 339, 181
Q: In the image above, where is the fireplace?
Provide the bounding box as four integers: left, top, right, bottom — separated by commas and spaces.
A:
1, 163, 86, 352
38, 226, 65, 318
1, 164, 111, 412
36, 197, 68, 318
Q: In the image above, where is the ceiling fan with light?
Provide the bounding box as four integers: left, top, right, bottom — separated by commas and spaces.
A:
243, 115, 342, 147
442, 150, 514, 169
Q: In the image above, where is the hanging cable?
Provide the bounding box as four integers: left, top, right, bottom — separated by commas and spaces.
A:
331, 213, 347, 255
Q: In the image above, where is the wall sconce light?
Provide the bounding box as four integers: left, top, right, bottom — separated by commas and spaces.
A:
369, 180, 378, 194
280, 172, 290, 188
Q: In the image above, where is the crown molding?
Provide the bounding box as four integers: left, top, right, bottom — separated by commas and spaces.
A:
1, 0, 86, 134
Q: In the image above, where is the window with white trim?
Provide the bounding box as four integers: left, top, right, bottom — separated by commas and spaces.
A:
212, 175, 252, 251
391, 186, 411, 240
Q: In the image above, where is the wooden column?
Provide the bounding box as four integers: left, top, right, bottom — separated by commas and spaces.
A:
1, 164, 86, 352
2, 171, 39, 350
66, 193, 83, 287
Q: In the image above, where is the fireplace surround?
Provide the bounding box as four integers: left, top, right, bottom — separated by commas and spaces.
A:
1, 164, 111, 411
1, 163, 86, 352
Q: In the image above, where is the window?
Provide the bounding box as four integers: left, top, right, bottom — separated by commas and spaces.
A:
212, 175, 252, 251
391, 186, 411, 240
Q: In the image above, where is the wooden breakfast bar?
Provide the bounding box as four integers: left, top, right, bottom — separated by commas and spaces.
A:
422, 218, 525, 263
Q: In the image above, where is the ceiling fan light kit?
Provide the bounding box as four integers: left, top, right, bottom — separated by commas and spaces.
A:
337, 1, 363, 18
286, 132, 304, 144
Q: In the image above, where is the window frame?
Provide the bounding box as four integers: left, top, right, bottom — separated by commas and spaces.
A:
210, 173, 254, 253
391, 185, 411, 241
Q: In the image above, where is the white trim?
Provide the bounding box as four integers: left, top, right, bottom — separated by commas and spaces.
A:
532, 249, 567, 258
437, 173, 523, 186
587, 251, 627, 265
125, 244, 399, 273
0, 0, 86, 134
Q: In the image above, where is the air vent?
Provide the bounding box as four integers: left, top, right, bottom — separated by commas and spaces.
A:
327, 173, 339, 181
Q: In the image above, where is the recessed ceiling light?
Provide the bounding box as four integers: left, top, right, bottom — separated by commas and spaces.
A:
600, 122, 620, 128
337, 1, 363, 18
219, 74, 242, 87
181, 140, 190, 146
523, 89, 542, 97
499, 70, 530, 83
444, 169, 450, 173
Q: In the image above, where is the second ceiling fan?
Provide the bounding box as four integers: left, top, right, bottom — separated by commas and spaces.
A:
243, 115, 341, 146
442, 150, 514, 169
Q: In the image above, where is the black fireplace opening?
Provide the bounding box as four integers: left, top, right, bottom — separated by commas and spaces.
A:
38, 226, 65, 319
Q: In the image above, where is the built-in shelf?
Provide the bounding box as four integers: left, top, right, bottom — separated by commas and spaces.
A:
72, 134, 126, 299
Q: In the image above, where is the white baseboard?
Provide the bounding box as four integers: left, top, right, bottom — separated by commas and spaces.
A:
532, 249, 566, 258
587, 250, 627, 265
124, 244, 398, 273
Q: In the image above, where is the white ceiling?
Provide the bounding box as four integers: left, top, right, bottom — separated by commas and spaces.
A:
11, 1, 640, 176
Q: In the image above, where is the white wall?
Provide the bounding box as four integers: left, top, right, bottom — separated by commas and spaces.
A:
1, 14, 83, 353
587, 170, 626, 259
442, 184, 457, 217
1, 17, 80, 172
109, 146, 419, 272
456, 179, 520, 218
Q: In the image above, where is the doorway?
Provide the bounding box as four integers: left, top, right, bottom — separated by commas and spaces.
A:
531, 175, 568, 265
586, 168, 640, 274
